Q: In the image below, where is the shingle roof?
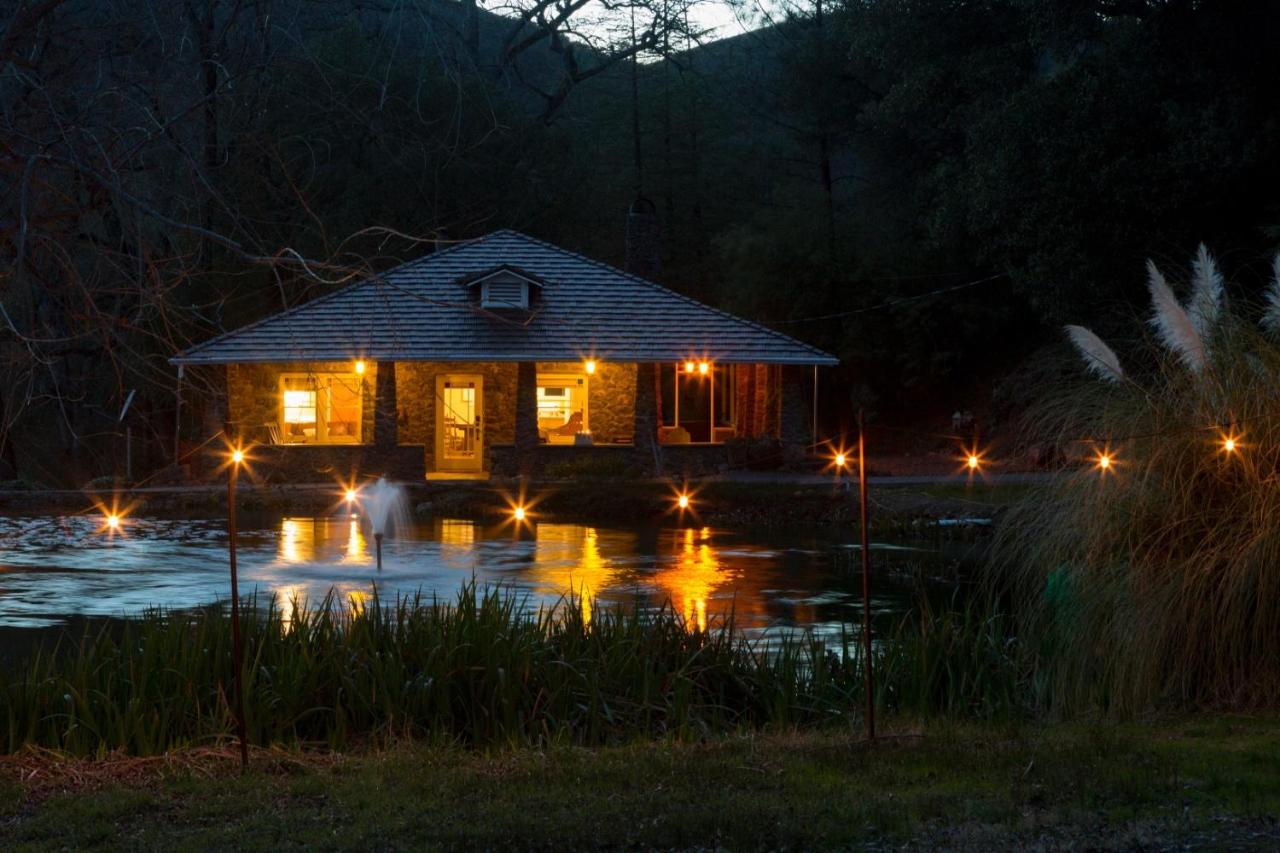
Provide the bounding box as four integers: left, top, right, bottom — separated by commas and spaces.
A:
173, 230, 838, 366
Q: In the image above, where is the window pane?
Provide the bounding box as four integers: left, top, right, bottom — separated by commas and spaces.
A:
715, 365, 735, 427
327, 376, 361, 440
537, 374, 587, 443
282, 379, 318, 441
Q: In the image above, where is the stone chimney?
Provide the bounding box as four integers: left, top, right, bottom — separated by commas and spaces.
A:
625, 196, 661, 279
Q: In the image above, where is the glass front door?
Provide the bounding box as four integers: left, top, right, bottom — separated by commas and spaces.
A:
435, 374, 483, 471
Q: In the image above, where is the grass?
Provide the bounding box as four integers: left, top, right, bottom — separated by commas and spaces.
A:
995, 310, 1280, 713
1, 580, 1037, 758
1, 583, 875, 756
3, 719, 1280, 850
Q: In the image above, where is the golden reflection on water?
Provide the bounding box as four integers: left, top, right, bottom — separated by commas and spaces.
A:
344, 519, 365, 561
529, 524, 619, 624
278, 518, 319, 564
652, 526, 736, 632
267, 517, 749, 631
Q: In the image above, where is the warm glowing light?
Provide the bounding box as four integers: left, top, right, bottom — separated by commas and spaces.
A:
967, 454, 980, 470
513, 506, 526, 522
684, 361, 695, 373
1222, 435, 1240, 454
354, 360, 366, 375
834, 452, 846, 469
345, 488, 357, 503
231, 449, 244, 464
677, 494, 690, 510
584, 359, 597, 375
1098, 453, 1112, 471
106, 514, 120, 530
698, 361, 709, 375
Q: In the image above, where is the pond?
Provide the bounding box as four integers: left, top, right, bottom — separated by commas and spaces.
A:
0, 511, 980, 642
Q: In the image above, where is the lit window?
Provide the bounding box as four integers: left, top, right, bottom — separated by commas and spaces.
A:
537, 372, 588, 444
280, 373, 362, 444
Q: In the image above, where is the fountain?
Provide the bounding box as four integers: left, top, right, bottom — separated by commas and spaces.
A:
360, 477, 408, 570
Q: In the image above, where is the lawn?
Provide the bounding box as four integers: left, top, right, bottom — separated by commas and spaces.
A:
3, 719, 1279, 850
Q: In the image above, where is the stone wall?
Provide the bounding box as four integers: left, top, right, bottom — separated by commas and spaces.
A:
226, 361, 376, 445
224, 356, 793, 473
249, 444, 425, 483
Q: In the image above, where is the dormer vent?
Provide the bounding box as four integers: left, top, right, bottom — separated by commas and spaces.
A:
481, 273, 529, 309
456, 265, 545, 312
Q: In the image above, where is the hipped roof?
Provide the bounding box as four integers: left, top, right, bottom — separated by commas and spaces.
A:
173, 230, 838, 366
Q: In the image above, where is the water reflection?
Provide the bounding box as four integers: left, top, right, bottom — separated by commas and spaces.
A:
0, 513, 961, 638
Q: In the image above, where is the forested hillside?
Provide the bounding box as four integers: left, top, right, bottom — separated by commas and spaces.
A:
2, 0, 1278, 483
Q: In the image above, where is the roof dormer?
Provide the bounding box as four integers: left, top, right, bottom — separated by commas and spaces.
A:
456, 265, 544, 310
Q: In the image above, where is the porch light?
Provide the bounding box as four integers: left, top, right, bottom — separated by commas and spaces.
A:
584, 359, 597, 375
354, 360, 366, 375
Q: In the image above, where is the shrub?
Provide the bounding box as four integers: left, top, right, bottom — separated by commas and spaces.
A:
993, 246, 1280, 712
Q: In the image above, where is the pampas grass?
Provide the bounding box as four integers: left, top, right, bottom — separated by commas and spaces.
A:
1187, 243, 1224, 340
1146, 259, 1206, 372
1064, 325, 1124, 383
995, 248, 1280, 713
1262, 254, 1280, 336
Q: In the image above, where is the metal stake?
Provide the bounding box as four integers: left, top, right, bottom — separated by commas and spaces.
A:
227, 461, 249, 768
857, 409, 875, 741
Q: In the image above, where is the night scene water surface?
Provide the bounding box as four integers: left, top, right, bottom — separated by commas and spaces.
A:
0, 512, 975, 640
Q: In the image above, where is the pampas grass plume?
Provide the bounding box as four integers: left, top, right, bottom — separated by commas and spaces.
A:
1147, 259, 1206, 372
1064, 325, 1124, 383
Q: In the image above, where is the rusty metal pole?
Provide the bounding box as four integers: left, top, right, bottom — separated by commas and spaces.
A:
857, 409, 875, 741
227, 460, 249, 768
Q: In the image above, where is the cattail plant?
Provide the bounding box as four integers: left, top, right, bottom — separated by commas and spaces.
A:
997, 245, 1280, 713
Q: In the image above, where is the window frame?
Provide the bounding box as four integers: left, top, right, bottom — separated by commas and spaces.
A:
278, 372, 363, 445
536, 371, 589, 444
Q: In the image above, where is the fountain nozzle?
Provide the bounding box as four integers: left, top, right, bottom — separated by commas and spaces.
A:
374, 532, 384, 571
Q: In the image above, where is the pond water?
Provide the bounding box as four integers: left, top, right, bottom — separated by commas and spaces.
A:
0, 512, 978, 641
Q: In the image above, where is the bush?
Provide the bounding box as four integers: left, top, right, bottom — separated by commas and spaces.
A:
993, 247, 1280, 712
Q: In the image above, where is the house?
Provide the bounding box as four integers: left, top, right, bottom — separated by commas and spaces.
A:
172, 230, 837, 481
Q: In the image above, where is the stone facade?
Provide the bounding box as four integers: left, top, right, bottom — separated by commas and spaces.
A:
226, 361, 377, 445
224, 359, 804, 479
